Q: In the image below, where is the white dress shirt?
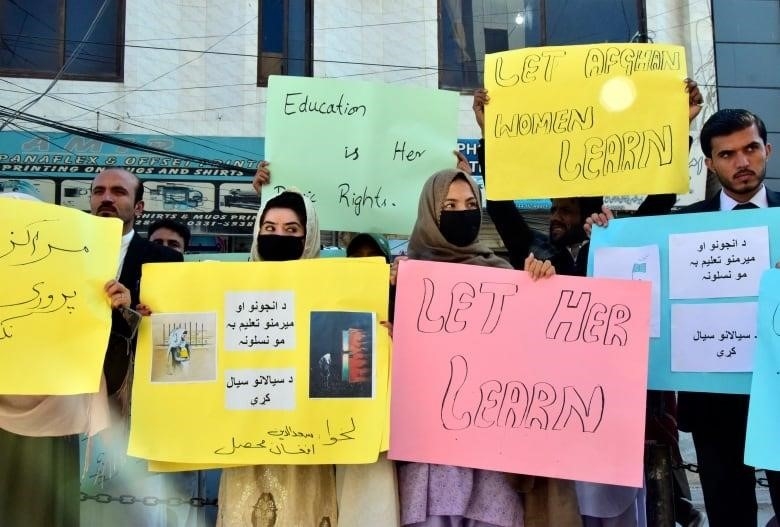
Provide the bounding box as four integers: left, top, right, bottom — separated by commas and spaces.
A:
719, 184, 768, 211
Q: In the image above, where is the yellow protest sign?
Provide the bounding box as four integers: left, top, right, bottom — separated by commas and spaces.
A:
0, 199, 121, 394
128, 259, 390, 465
484, 44, 689, 200
148, 460, 238, 472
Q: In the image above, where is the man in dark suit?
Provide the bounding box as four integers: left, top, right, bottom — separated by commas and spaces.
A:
676, 109, 779, 527
90, 168, 183, 395
587, 108, 778, 527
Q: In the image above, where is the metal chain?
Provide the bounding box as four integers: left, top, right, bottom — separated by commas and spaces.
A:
673, 463, 770, 487
80, 492, 217, 508
83, 465, 772, 506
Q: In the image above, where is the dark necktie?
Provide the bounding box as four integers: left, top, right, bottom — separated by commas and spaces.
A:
733, 202, 758, 210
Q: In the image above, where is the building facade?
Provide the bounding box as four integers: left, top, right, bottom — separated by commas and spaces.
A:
0, 1, 774, 248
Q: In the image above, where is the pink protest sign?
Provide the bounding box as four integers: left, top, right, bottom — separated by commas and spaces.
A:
389, 260, 650, 487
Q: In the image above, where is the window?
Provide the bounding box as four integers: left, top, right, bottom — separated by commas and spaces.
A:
258, 0, 312, 86
439, 0, 645, 91
0, 0, 125, 81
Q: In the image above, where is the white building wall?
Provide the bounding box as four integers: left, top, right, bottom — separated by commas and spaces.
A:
313, 1, 438, 85
646, 0, 719, 201
0, 0, 716, 154
1, 0, 261, 137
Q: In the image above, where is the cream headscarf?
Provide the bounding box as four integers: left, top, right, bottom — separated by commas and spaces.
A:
220, 189, 337, 527
0, 192, 109, 437
407, 169, 511, 269
250, 188, 321, 262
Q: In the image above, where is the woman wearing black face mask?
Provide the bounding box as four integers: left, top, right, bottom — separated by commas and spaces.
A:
250, 190, 320, 262
219, 187, 338, 526
397, 169, 556, 527
405, 169, 554, 274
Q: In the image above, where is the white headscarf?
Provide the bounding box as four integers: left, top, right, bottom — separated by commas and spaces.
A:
250, 188, 321, 262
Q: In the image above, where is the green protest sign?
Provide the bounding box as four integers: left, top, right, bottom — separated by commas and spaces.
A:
264, 76, 458, 234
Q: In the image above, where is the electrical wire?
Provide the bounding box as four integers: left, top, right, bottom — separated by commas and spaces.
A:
0, 104, 258, 175
65, 16, 259, 124
0, 0, 111, 131
0, 0, 718, 158
2, 5, 712, 82
0, 78, 263, 161
6, 121, 79, 156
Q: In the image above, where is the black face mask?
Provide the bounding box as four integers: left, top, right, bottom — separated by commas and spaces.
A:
256, 234, 305, 261
439, 209, 481, 247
